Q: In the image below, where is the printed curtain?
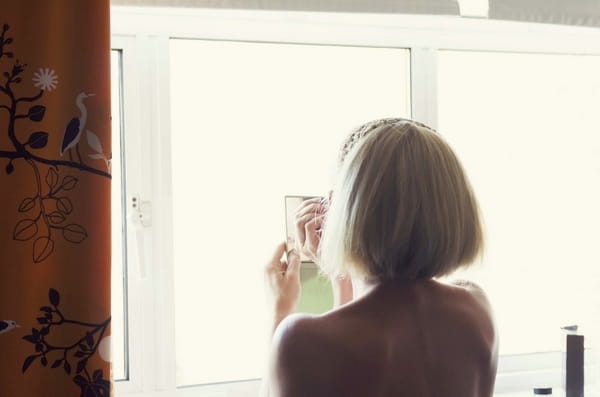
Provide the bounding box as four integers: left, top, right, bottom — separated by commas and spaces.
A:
0, 1, 112, 396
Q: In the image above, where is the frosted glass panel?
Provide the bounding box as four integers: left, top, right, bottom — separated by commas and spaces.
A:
170, 39, 410, 386
438, 51, 600, 356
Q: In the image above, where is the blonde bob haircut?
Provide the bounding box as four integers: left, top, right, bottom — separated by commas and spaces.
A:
319, 118, 483, 282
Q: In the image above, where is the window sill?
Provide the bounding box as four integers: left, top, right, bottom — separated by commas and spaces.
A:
495, 386, 598, 397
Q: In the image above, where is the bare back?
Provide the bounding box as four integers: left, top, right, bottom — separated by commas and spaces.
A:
270, 279, 498, 397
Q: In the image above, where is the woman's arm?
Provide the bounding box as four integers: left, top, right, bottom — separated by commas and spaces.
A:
262, 196, 353, 396
261, 243, 302, 397
332, 275, 353, 307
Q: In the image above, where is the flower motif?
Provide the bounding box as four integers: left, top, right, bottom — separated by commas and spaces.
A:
32, 68, 58, 92
73, 370, 110, 397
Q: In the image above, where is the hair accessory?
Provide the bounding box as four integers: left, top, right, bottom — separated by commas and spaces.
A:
339, 118, 438, 164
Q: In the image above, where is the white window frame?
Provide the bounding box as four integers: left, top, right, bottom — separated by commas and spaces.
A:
110, 6, 600, 397
111, 32, 176, 396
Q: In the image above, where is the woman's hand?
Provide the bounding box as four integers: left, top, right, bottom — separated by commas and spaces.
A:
294, 196, 354, 306
294, 197, 328, 263
264, 242, 302, 333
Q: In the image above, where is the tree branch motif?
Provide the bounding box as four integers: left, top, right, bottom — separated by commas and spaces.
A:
22, 288, 111, 397
0, 23, 111, 263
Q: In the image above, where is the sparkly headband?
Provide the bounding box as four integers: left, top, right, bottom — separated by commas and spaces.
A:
338, 117, 437, 164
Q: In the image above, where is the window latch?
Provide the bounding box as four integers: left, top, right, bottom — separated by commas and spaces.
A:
130, 195, 152, 227
130, 195, 151, 279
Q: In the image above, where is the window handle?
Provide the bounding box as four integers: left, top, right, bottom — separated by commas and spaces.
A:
130, 195, 152, 278
131, 195, 152, 227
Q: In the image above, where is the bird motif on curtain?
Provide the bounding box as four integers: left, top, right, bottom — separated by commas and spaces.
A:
0, 320, 20, 335
60, 92, 95, 164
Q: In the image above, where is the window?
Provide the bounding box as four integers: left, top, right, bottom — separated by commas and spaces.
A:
170, 39, 411, 386
438, 50, 600, 393
111, 7, 600, 396
438, 50, 600, 355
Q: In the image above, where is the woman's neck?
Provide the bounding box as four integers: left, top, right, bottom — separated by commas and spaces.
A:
351, 276, 433, 300
351, 276, 378, 299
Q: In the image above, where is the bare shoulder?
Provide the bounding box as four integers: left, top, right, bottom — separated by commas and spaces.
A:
448, 280, 496, 332
449, 279, 492, 307
269, 313, 339, 397
272, 313, 320, 353
446, 279, 498, 369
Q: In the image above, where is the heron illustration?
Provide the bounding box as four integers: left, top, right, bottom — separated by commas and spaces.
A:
60, 92, 95, 163
0, 320, 20, 335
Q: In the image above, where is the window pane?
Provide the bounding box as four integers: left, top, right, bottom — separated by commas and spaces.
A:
170, 40, 410, 386
110, 49, 127, 381
438, 51, 600, 356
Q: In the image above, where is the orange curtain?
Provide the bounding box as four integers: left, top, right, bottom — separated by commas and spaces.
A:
0, 1, 112, 396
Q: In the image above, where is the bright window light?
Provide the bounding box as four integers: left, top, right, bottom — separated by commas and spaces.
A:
170, 39, 411, 386
459, 0, 489, 17
438, 50, 600, 357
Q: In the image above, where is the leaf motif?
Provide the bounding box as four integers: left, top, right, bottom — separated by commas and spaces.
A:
64, 360, 72, 375
40, 326, 49, 335
86, 333, 94, 348
86, 130, 103, 154
22, 334, 37, 344
5, 161, 14, 175
51, 359, 63, 368
41, 356, 48, 366
56, 197, 73, 214
18, 197, 36, 212
93, 369, 103, 381
47, 211, 66, 224
40, 306, 52, 312
33, 236, 54, 263
62, 224, 87, 243
88, 153, 105, 160
37, 317, 48, 324
74, 351, 85, 358
76, 358, 88, 374
27, 131, 48, 149
49, 288, 60, 306
13, 218, 38, 241
22, 354, 39, 373
60, 176, 77, 191
73, 375, 87, 386
45, 168, 58, 189
27, 105, 46, 122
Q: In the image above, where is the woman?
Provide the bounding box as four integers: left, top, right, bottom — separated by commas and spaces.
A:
264, 118, 498, 397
